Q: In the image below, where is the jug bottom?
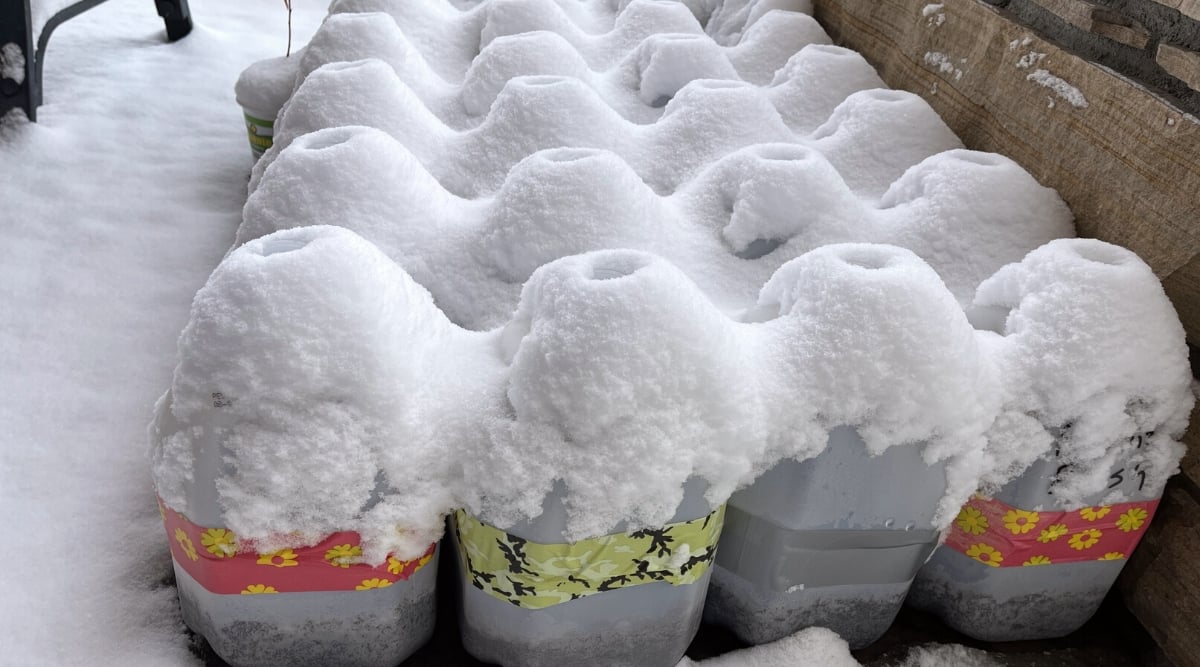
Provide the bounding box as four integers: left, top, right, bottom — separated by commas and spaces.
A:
174, 559, 437, 667
907, 549, 1122, 641
458, 571, 711, 667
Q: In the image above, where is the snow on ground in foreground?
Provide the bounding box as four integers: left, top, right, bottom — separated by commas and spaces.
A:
679, 627, 861, 666
0, 0, 325, 663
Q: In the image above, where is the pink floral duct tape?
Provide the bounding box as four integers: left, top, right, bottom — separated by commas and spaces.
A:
945, 495, 1159, 568
158, 498, 436, 595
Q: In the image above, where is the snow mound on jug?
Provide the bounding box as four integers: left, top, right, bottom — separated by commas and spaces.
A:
486, 251, 759, 536
973, 239, 1193, 503
152, 229, 1003, 557
247, 55, 958, 197
751, 243, 998, 525
151, 226, 474, 561
280, 10, 832, 129
238, 0, 824, 131
676, 627, 859, 666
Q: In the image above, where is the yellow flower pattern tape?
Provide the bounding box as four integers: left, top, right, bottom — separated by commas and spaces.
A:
453, 506, 725, 610
159, 497, 435, 595
945, 496, 1159, 568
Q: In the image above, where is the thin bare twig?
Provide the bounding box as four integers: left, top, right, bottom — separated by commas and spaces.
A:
284, 0, 294, 57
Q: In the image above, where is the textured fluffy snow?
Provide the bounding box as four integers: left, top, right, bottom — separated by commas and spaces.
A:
267, 9, 832, 128
158, 0, 1190, 560
677, 627, 859, 666
972, 239, 1193, 502
1027, 68, 1088, 108
156, 230, 1001, 551
0, 42, 25, 85
895, 643, 1001, 666
240, 127, 1068, 328
0, 0, 327, 664
5, 0, 1190, 663
248, 54, 955, 198
30, 0, 79, 43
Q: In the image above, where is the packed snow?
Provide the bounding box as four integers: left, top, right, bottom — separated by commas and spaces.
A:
248, 58, 961, 198
677, 627, 859, 666
154, 230, 999, 553
239, 128, 1070, 326
261, 9, 832, 128
0, 42, 25, 85
0, 0, 327, 663
971, 239, 1192, 501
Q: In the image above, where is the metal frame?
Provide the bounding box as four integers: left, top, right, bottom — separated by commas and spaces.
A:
0, 0, 192, 121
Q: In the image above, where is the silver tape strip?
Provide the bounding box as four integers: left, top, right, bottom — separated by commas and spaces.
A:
716, 504, 940, 591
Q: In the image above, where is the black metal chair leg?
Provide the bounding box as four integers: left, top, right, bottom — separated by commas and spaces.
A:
0, 0, 194, 122
155, 0, 193, 41
0, 0, 38, 121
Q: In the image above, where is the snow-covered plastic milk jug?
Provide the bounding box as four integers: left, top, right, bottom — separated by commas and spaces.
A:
907, 239, 1193, 641
703, 243, 997, 649
454, 479, 721, 667
150, 228, 442, 666
453, 250, 740, 667
152, 397, 438, 666
705, 428, 945, 648
908, 432, 1162, 641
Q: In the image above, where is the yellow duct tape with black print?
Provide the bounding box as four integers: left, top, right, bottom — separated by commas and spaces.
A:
452, 506, 726, 609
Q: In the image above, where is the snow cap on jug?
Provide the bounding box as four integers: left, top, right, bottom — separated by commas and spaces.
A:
754, 243, 999, 524
239, 125, 470, 250
723, 10, 831, 84
491, 250, 759, 538
250, 58, 448, 192
460, 31, 595, 116
633, 33, 740, 105
876, 149, 1074, 304
972, 238, 1193, 504
299, 12, 445, 104
481, 0, 704, 68
704, 0, 815, 46
706, 143, 864, 257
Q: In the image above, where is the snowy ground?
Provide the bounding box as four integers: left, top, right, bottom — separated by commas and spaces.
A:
0, 1, 326, 662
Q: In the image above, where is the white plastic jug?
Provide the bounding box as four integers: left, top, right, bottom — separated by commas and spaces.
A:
704, 426, 945, 648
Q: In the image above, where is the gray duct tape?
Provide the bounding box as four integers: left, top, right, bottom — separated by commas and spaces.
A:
716, 505, 940, 591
